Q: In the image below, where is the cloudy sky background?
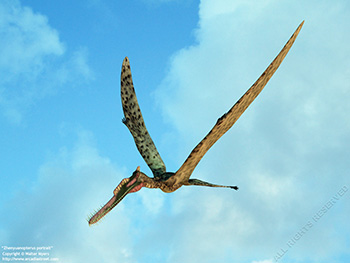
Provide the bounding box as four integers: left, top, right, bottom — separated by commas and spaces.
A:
1, 0, 349, 262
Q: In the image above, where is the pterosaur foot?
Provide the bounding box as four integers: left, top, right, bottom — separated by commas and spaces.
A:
187, 178, 238, 190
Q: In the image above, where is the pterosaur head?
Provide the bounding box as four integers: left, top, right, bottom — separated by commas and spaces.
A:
88, 166, 144, 225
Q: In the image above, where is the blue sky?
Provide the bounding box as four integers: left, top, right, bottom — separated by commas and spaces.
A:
0, 0, 349, 262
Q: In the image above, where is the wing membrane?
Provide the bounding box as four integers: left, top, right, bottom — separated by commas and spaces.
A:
172, 21, 304, 185
120, 57, 166, 177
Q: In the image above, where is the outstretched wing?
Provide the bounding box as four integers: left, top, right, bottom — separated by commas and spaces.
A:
120, 57, 166, 177
172, 21, 304, 185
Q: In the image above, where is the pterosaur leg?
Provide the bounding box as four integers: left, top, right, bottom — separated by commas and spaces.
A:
185, 178, 238, 190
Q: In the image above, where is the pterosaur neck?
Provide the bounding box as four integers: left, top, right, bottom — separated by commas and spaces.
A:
139, 172, 179, 193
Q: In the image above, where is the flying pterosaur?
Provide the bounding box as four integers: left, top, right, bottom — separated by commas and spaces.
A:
88, 21, 304, 225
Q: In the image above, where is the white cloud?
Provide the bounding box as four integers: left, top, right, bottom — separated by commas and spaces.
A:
0, 0, 64, 79
251, 260, 273, 263
138, 188, 165, 215
155, 0, 350, 262
0, 129, 138, 262
0, 0, 93, 124
70, 48, 95, 81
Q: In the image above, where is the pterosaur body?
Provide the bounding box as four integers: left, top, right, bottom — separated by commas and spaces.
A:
88, 22, 304, 225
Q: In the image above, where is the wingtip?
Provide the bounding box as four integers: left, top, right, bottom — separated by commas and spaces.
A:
121, 56, 131, 75
297, 20, 305, 32
122, 56, 130, 66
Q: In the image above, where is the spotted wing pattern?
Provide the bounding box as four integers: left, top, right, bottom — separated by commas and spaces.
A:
172, 21, 304, 185
120, 57, 166, 177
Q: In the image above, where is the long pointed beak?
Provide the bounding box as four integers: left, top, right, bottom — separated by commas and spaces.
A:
88, 176, 142, 225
